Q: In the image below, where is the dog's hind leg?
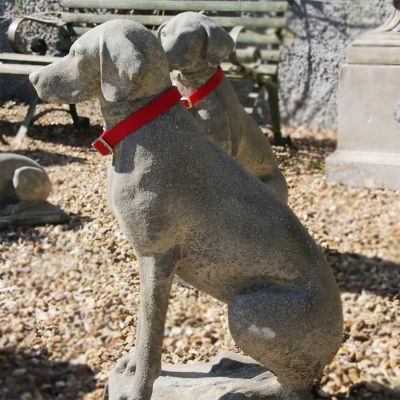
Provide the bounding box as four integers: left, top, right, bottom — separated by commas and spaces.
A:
258, 172, 288, 203
108, 246, 180, 400
228, 286, 342, 400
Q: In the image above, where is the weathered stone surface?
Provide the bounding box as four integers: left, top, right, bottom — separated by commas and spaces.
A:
326, 150, 400, 190
346, 4, 400, 65
0, 152, 68, 227
0, 152, 52, 212
151, 352, 283, 400
326, 67, 400, 191
335, 64, 400, 154
278, 0, 394, 129
326, 2, 400, 190
346, 32, 400, 64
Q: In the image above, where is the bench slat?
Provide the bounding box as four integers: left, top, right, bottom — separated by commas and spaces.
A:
0, 63, 45, 74
70, 26, 282, 45
254, 64, 278, 76
61, 13, 287, 29
60, 0, 288, 13
0, 53, 60, 64
221, 62, 277, 76
238, 32, 281, 45
260, 50, 281, 62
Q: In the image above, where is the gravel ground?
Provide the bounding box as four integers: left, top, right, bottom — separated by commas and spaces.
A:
0, 102, 399, 400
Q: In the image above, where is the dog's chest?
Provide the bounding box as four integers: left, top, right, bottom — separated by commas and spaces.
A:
106, 138, 183, 223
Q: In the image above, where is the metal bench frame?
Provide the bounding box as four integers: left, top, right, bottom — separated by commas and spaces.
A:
0, 1, 289, 144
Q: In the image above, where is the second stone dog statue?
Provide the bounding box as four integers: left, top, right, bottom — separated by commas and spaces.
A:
158, 12, 288, 202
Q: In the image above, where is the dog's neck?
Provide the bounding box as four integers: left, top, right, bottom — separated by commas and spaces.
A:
172, 65, 218, 95
100, 88, 170, 130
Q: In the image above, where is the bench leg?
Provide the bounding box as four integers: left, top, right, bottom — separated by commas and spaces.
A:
243, 83, 260, 116
69, 104, 90, 129
13, 94, 39, 145
263, 77, 290, 146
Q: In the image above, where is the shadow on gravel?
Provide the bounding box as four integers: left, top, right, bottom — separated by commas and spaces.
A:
28, 123, 102, 148
2, 149, 86, 166
291, 136, 337, 151
0, 120, 102, 148
273, 135, 338, 176
325, 249, 399, 298
334, 381, 400, 400
0, 213, 93, 243
0, 346, 96, 400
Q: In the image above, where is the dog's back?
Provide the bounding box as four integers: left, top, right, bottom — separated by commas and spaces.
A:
108, 104, 337, 304
175, 129, 335, 301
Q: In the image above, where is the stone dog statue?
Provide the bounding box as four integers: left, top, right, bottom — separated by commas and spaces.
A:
0, 153, 52, 216
158, 12, 288, 202
30, 20, 343, 400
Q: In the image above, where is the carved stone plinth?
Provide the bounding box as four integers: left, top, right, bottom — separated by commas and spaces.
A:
326, 2, 400, 190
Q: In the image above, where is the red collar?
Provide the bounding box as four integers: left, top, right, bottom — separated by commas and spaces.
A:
180, 66, 224, 109
92, 86, 181, 156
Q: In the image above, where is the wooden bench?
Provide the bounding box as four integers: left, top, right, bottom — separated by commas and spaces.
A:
0, 1, 289, 144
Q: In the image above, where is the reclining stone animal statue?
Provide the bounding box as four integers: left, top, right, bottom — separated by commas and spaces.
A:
0, 153, 52, 216
30, 20, 343, 400
158, 12, 288, 202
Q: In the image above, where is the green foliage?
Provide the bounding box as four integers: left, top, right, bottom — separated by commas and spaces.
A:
312, 162, 324, 170
2, 100, 17, 110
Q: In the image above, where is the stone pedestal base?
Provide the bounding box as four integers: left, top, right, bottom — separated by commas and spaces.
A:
0, 202, 68, 230
105, 352, 290, 400
326, 62, 400, 190
326, 150, 400, 190
151, 352, 283, 400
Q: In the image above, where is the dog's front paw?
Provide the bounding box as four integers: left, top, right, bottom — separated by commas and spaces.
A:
108, 348, 145, 400
108, 373, 151, 400
107, 367, 135, 400
114, 347, 137, 374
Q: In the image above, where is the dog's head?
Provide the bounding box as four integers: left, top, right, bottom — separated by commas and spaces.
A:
30, 20, 171, 104
157, 12, 234, 72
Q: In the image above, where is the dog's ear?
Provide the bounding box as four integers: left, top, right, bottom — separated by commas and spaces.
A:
201, 18, 234, 67
156, 22, 168, 40
100, 34, 145, 102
